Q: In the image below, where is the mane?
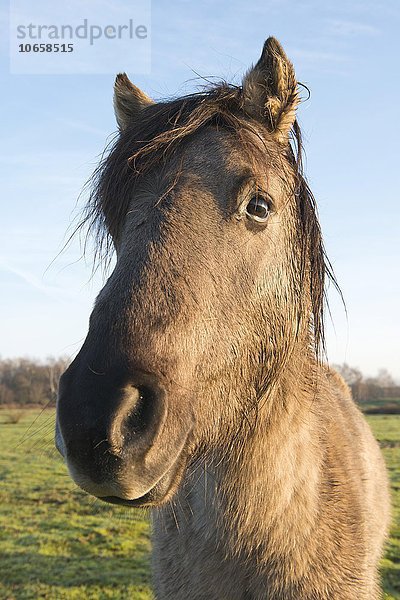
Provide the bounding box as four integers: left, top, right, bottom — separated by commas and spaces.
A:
79, 82, 339, 358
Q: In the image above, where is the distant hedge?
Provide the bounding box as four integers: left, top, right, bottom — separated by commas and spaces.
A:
0, 357, 69, 406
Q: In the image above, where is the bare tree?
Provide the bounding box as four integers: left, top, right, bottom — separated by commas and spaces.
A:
332, 363, 363, 386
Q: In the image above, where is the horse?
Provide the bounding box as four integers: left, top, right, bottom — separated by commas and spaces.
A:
56, 37, 390, 599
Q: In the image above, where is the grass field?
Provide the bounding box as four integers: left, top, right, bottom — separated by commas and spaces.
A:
0, 408, 399, 599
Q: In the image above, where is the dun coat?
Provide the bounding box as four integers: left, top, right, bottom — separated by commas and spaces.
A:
56, 38, 390, 599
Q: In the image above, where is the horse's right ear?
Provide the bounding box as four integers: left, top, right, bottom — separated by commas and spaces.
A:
242, 37, 299, 144
114, 73, 153, 131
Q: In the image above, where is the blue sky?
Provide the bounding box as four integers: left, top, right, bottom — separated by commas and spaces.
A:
0, 0, 399, 379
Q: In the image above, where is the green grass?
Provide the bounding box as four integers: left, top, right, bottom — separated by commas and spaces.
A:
0, 409, 152, 599
0, 409, 398, 599
366, 415, 400, 598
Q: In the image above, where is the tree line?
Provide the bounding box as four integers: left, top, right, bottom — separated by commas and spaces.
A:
332, 364, 400, 406
0, 357, 398, 407
0, 357, 70, 406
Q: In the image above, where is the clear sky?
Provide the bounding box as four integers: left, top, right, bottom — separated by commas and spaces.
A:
1, 0, 399, 379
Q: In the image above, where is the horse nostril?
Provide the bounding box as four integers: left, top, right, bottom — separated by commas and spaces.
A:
108, 384, 159, 454
123, 386, 155, 435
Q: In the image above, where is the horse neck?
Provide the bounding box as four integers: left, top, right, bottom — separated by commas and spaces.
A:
191, 350, 324, 559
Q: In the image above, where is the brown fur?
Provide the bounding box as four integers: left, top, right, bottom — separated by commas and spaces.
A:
56, 38, 390, 599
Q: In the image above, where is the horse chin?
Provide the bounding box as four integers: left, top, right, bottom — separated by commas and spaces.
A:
98, 449, 188, 508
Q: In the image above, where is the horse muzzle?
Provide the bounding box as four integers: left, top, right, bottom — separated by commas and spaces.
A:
55, 360, 193, 506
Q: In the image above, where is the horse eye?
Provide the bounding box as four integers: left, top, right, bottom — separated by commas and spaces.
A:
245, 196, 270, 223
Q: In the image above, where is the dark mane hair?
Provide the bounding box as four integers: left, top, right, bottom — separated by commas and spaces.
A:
80, 82, 339, 357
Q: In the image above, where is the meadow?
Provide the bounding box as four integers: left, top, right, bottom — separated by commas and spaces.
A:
0, 408, 399, 599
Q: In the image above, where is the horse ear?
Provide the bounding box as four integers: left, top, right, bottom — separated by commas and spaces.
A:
242, 37, 299, 144
114, 73, 153, 130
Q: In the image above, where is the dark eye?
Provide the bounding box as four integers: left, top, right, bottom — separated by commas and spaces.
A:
245, 195, 271, 223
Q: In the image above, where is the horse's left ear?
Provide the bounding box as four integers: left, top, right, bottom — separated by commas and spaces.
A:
114, 73, 153, 130
242, 37, 300, 144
